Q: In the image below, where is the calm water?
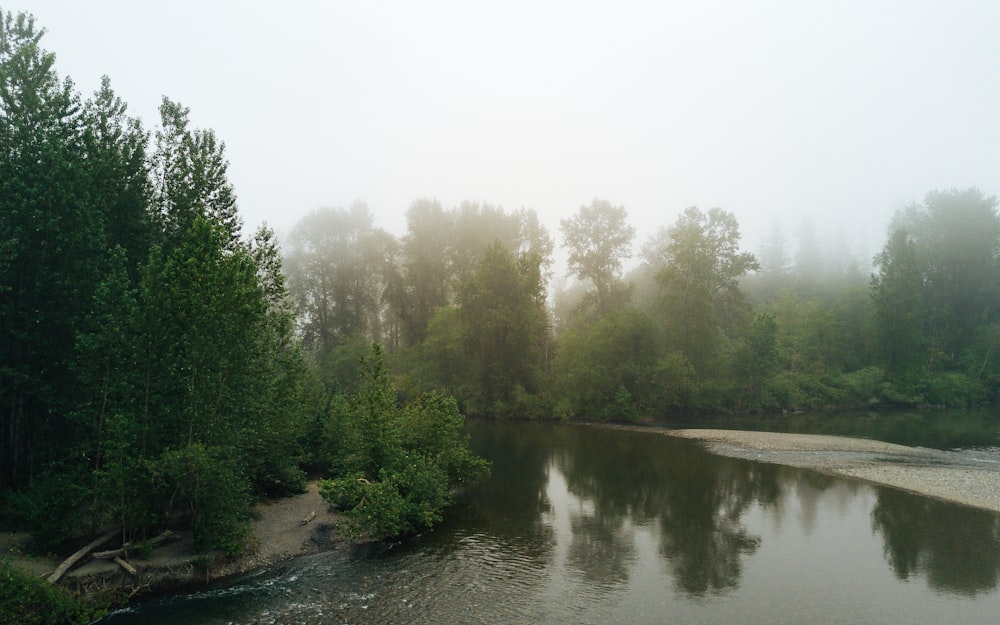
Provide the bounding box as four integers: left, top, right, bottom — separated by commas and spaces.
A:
97, 421, 1000, 624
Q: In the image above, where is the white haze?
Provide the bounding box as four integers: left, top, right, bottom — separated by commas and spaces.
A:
29, 0, 1000, 266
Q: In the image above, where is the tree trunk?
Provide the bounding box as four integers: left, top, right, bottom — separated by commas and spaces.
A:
47, 529, 119, 584
92, 529, 176, 559
113, 556, 138, 576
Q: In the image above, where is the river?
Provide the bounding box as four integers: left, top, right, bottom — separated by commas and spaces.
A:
96, 420, 1000, 624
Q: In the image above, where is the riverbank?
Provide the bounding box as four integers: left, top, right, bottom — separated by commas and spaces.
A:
666, 428, 1000, 513
1, 481, 344, 599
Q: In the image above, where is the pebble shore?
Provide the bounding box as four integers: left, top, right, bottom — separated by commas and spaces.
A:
668, 428, 1000, 513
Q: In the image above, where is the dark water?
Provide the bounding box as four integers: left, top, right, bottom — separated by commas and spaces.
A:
96, 421, 1000, 624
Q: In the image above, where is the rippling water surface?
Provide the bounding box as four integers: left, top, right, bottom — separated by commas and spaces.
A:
96, 421, 1000, 625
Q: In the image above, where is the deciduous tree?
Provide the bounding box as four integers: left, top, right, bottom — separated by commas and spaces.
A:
561, 199, 635, 315
457, 241, 548, 412
655, 207, 758, 374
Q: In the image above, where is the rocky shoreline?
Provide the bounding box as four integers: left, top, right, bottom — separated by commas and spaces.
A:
667, 428, 1000, 513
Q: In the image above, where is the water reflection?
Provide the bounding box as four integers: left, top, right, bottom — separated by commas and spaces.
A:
473, 422, 1000, 600
871, 487, 1000, 595
97, 421, 1000, 625
567, 508, 636, 588
552, 426, 773, 596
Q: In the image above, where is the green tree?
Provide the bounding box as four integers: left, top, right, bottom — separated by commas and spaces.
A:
871, 229, 926, 378
0, 10, 314, 556
733, 313, 780, 410
413, 306, 472, 397
655, 207, 759, 375
152, 97, 241, 249
284, 204, 397, 374
395, 199, 454, 345
561, 198, 635, 315
0, 10, 102, 491
129, 218, 310, 544
319, 345, 489, 539
895, 189, 1000, 359
1, 557, 107, 625
457, 241, 549, 413
555, 309, 685, 420
81, 76, 154, 278
449, 202, 553, 288
156, 442, 251, 555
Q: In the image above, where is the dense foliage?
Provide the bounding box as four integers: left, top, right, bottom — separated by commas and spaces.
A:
0, 558, 106, 625
0, 11, 312, 555
0, 10, 490, 571
282, 193, 1000, 418
318, 345, 490, 539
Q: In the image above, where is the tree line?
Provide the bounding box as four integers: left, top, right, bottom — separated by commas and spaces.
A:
0, 10, 484, 560
284, 191, 1000, 419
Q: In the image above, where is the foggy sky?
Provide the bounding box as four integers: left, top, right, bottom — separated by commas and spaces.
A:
28, 0, 1000, 261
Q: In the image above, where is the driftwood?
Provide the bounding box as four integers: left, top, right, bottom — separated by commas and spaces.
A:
92, 529, 176, 559
47, 529, 119, 584
300, 511, 317, 525
113, 556, 138, 576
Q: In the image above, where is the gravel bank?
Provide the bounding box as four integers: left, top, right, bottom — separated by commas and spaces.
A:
668, 428, 1000, 513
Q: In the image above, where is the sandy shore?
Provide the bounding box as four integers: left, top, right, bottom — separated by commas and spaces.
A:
1, 481, 344, 597
668, 428, 1000, 513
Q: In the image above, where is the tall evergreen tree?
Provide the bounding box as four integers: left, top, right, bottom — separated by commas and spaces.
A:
0, 10, 100, 490
871, 229, 926, 377
152, 97, 241, 249
81, 76, 154, 277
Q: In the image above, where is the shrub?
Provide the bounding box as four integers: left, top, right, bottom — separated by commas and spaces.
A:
0, 558, 105, 625
4, 470, 89, 554
319, 345, 490, 540
155, 443, 251, 555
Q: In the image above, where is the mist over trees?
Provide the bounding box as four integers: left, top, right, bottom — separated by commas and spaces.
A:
282, 184, 1000, 419
4, 7, 1000, 561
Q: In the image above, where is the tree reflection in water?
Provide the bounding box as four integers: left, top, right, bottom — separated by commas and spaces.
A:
468, 420, 1000, 603
871, 487, 1000, 595
553, 425, 786, 596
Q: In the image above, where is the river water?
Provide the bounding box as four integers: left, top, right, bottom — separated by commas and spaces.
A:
96, 420, 1000, 624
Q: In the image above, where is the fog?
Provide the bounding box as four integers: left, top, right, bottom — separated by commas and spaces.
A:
31, 0, 1000, 261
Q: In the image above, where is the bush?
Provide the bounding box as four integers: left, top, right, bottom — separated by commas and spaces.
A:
4, 470, 89, 554
924, 371, 985, 407
0, 558, 105, 625
321, 457, 451, 539
318, 345, 490, 540
838, 366, 885, 405
156, 443, 251, 555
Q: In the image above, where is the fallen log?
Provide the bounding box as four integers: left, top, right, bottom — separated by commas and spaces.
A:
47, 529, 119, 584
92, 529, 176, 559
300, 511, 316, 525
113, 556, 138, 576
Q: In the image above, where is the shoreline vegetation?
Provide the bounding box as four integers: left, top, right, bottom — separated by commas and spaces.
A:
7, 424, 999, 614
1, 481, 343, 615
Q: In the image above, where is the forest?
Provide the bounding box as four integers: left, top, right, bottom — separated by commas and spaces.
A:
286, 189, 1000, 420
3, 6, 1000, 572
0, 9, 484, 572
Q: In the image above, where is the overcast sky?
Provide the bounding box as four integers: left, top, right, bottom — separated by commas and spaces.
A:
27, 0, 1000, 263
